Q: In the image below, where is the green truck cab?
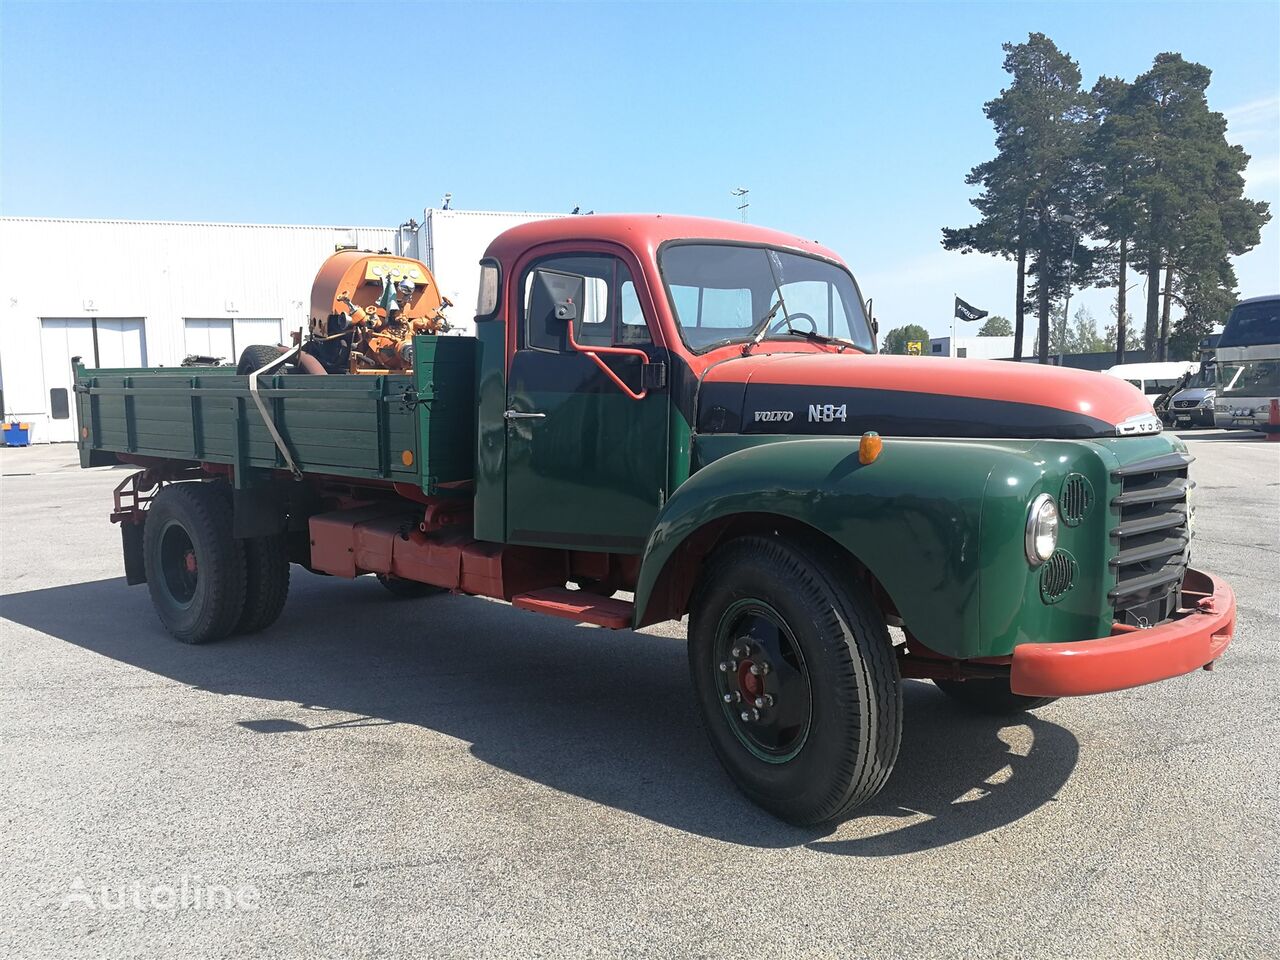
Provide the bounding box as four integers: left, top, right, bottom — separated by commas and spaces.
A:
76, 214, 1235, 825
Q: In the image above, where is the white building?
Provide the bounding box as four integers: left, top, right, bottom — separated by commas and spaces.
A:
0, 210, 555, 443
928, 335, 1016, 360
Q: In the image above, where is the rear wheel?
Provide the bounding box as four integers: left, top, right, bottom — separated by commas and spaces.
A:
934, 678, 1058, 714
143, 483, 246, 643
688, 536, 901, 825
236, 344, 289, 375
376, 574, 446, 599
237, 534, 290, 633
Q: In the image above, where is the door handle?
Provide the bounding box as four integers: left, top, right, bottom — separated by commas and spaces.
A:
504, 410, 547, 421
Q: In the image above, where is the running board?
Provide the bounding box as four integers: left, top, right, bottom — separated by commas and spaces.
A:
511, 588, 634, 629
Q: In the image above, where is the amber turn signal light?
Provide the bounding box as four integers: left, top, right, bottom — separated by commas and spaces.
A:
858, 432, 882, 464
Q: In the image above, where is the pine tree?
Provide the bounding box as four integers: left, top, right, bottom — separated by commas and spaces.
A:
943, 34, 1096, 364
1088, 76, 1145, 362
1126, 54, 1270, 360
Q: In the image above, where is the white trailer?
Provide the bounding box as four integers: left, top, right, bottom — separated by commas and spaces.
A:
406, 209, 567, 337
0, 209, 565, 443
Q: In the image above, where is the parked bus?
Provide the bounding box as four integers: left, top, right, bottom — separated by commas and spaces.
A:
1213, 295, 1280, 432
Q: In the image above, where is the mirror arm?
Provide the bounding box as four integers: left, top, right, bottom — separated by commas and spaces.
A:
566, 323, 650, 401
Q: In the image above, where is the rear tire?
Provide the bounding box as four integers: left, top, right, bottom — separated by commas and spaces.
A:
688, 536, 901, 825
934, 678, 1058, 714
143, 483, 246, 644
237, 535, 290, 633
236, 344, 289, 376
376, 574, 446, 599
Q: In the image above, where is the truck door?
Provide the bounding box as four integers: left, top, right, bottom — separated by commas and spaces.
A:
504, 251, 669, 553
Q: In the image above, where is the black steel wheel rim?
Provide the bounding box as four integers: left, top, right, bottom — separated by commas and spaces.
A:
713, 598, 812, 763
158, 519, 198, 608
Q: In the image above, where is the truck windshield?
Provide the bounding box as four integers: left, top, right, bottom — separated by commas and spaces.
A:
659, 244, 873, 353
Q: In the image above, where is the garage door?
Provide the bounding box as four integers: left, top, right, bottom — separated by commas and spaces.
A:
184, 318, 235, 361
234, 318, 284, 352
40, 318, 147, 443
184, 318, 282, 366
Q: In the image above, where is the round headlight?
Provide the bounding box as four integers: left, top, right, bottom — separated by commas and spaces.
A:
1025, 494, 1060, 565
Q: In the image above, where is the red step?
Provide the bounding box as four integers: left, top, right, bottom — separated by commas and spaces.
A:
511, 588, 634, 629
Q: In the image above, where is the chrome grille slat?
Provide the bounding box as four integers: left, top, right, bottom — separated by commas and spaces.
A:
1110, 534, 1191, 567
1111, 478, 1193, 507
1109, 565, 1187, 602
1111, 512, 1188, 539
1110, 452, 1194, 478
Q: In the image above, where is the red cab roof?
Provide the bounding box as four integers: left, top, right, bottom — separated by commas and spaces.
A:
483, 214, 844, 265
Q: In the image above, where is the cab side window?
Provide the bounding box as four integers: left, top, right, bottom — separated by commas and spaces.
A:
522, 255, 650, 352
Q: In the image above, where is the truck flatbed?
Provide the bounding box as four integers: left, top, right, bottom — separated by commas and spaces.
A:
76, 336, 475, 490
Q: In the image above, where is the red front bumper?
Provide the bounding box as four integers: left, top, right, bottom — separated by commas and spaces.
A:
1010, 568, 1235, 697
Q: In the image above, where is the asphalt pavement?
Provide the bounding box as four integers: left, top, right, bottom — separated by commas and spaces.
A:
1, 432, 1277, 959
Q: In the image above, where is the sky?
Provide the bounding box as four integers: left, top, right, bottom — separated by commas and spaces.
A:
3, 0, 1277, 348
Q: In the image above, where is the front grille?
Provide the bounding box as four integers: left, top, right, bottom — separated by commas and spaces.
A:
1109, 452, 1193, 627
1172, 399, 1198, 409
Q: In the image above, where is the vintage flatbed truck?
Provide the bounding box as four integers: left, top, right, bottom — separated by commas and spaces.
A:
74, 214, 1236, 825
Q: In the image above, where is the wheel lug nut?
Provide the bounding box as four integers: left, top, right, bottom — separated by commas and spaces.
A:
751, 708, 761, 721
740, 710, 751, 723
723, 693, 733, 703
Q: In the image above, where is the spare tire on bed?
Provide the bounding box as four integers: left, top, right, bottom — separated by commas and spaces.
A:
236, 344, 290, 376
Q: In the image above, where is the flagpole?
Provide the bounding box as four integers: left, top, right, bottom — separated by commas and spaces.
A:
951, 293, 956, 358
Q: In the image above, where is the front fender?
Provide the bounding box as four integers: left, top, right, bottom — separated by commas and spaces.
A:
634, 437, 1022, 656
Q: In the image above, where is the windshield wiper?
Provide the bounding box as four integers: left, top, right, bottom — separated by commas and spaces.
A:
742, 298, 785, 356
784, 327, 852, 350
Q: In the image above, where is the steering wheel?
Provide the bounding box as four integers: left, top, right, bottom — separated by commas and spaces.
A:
769, 311, 817, 335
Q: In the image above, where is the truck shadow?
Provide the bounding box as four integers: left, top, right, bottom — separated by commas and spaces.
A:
1, 573, 1079, 854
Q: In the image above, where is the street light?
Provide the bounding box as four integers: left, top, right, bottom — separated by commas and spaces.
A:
1061, 212, 1081, 336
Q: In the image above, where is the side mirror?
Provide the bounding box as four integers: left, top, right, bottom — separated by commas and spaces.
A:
532, 269, 586, 325
529, 268, 657, 402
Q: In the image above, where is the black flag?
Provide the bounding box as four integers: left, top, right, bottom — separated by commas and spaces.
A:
954, 297, 988, 322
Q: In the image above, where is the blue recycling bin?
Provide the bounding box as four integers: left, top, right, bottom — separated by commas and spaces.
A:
2, 422, 31, 446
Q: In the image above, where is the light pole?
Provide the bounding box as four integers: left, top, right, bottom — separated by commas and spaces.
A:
1060, 213, 1080, 352
731, 187, 749, 222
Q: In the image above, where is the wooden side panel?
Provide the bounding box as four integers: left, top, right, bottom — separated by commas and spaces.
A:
76, 366, 430, 484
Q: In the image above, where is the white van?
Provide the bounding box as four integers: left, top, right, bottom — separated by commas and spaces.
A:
1103, 361, 1199, 397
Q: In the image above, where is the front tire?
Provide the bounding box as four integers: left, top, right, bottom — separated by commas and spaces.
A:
688, 536, 901, 825
143, 483, 246, 643
934, 678, 1057, 714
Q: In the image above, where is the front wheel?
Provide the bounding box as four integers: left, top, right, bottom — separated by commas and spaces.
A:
933, 678, 1057, 714
688, 536, 901, 825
